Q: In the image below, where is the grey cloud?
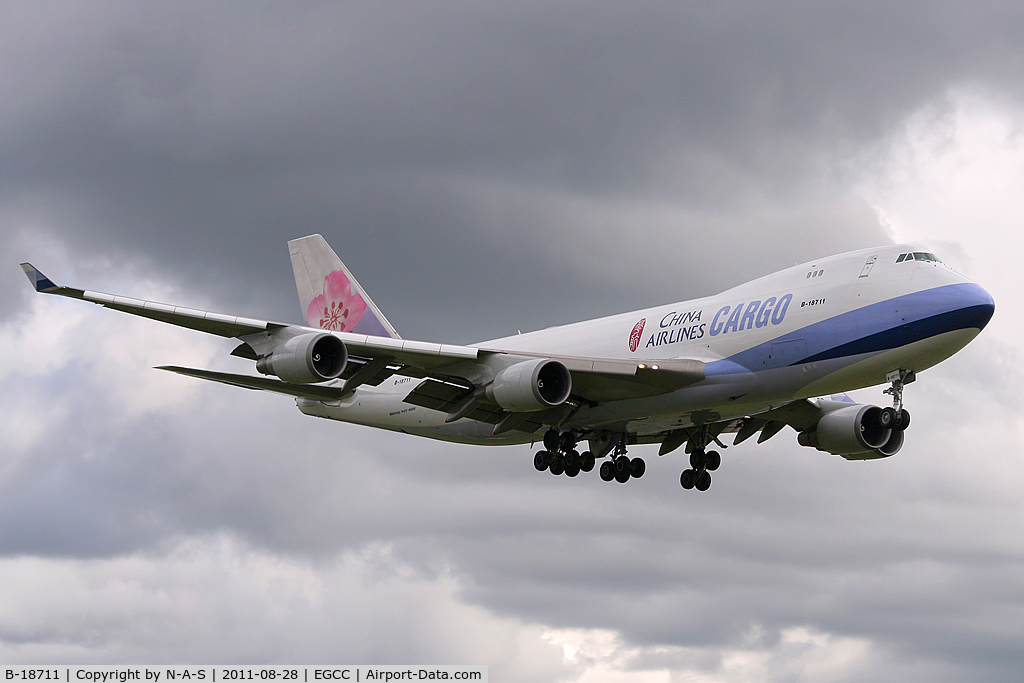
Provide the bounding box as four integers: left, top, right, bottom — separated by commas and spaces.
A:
2, 304, 1022, 679
6, 1, 1024, 336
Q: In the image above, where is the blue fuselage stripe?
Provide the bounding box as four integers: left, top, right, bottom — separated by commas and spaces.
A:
708, 283, 995, 375
795, 303, 995, 364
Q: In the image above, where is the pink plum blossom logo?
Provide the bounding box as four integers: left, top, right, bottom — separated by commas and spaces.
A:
307, 270, 367, 332
629, 318, 646, 352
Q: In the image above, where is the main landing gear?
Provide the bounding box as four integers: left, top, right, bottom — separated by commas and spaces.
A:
598, 438, 645, 484
679, 448, 720, 492
533, 429, 645, 483
678, 425, 723, 492
533, 429, 595, 478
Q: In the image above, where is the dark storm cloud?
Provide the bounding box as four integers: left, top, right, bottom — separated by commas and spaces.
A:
5, 1, 1024, 337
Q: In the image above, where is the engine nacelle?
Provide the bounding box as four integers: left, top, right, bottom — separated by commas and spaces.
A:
485, 358, 572, 412
797, 404, 904, 460
256, 332, 347, 384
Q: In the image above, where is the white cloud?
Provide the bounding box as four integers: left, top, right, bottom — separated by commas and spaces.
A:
0, 535, 570, 677
856, 89, 1024, 346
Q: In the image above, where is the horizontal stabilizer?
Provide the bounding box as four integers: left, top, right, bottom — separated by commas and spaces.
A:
157, 366, 349, 401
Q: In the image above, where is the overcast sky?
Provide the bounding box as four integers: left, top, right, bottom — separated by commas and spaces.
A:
2, 2, 1023, 681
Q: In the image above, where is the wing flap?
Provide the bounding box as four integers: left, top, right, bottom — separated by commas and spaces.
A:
402, 378, 547, 433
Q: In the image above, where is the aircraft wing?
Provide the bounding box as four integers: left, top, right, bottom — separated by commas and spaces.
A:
20, 263, 704, 408
19, 263, 480, 371
477, 350, 706, 401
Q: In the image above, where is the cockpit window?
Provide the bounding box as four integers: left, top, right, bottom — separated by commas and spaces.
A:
896, 252, 942, 264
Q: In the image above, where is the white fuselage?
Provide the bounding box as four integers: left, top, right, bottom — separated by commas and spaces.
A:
297, 245, 994, 445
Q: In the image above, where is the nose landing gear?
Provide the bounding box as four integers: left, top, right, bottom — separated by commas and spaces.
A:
883, 369, 914, 431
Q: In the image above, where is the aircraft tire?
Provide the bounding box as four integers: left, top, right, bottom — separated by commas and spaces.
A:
566, 450, 581, 470
549, 454, 565, 475
689, 450, 706, 470
897, 409, 911, 430
599, 461, 615, 481
559, 431, 577, 451
614, 468, 630, 483
613, 455, 631, 475
580, 451, 595, 472
695, 471, 712, 491
565, 462, 580, 477
705, 450, 721, 471
680, 469, 696, 489
543, 429, 560, 452
534, 450, 550, 471
630, 457, 646, 478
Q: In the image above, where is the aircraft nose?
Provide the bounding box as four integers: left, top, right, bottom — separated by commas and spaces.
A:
961, 282, 996, 331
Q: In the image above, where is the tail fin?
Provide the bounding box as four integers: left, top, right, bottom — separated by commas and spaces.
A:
288, 234, 401, 339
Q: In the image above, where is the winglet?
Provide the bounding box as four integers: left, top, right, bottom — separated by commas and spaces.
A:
20, 263, 60, 292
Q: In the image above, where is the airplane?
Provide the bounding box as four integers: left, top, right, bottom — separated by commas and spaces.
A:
21, 235, 994, 492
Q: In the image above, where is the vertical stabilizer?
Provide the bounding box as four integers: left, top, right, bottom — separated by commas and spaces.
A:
288, 234, 401, 339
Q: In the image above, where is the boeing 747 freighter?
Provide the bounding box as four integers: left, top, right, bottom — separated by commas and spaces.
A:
22, 235, 994, 492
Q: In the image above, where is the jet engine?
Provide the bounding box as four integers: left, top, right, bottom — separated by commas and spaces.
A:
797, 404, 904, 460
485, 358, 572, 412
256, 332, 347, 384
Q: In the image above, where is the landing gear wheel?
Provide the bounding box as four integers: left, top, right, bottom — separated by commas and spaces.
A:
543, 429, 560, 452
565, 461, 580, 477
580, 451, 595, 472
705, 450, 721, 472
630, 457, 646, 478
613, 455, 631, 476
565, 450, 581, 470
599, 461, 615, 481
896, 408, 911, 431
689, 450, 706, 470
549, 454, 565, 475
534, 450, 550, 471
559, 431, 577, 451
614, 468, 631, 483
695, 470, 712, 491
879, 407, 896, 428
680, 469, 696, 489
